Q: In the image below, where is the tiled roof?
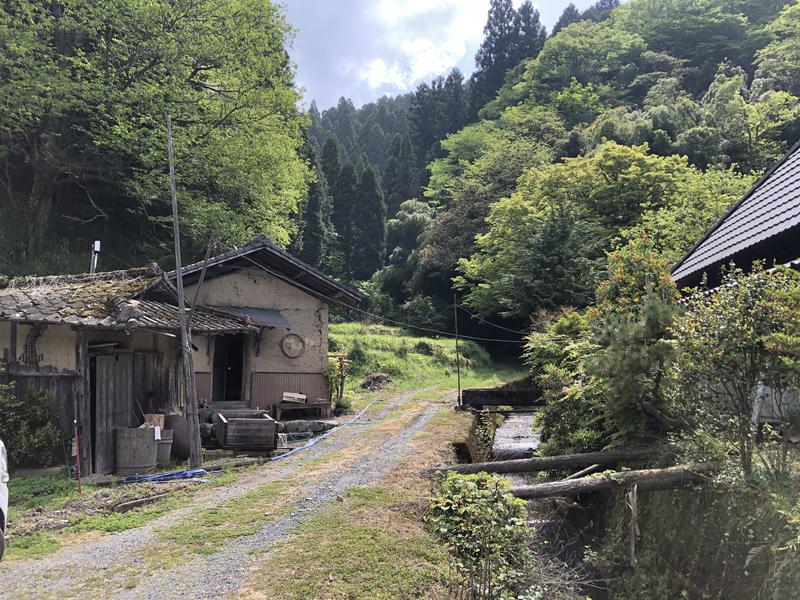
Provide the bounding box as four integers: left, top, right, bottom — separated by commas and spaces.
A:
672, 142, 800, 284
173, 234, 363, 307
117, 300, 257, 333
0, 269, 253, 333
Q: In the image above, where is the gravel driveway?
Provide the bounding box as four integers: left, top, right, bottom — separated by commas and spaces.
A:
0, 388, 448, 599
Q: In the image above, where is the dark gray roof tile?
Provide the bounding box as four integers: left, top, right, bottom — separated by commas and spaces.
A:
673, 143, 800, 283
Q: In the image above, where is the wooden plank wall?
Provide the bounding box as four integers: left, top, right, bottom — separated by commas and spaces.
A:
0, 371, 79, 438
250, 372, 329, 414
133, 352, 170, 415
94, 354, 135, 474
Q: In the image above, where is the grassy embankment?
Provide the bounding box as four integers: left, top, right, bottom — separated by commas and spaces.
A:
329, 322, 520, 405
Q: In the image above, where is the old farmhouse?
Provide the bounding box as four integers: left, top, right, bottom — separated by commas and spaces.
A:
0, 235, 361, 474
672, 140, 800, 288
672, 140, 800, 422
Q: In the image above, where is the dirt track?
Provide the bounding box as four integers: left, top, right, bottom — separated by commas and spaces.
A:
0, 388, 449, 599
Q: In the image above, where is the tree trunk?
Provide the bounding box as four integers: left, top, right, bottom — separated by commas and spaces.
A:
427, 447, 657, 475
22, 167, 56, 261
509, 463, 718, 500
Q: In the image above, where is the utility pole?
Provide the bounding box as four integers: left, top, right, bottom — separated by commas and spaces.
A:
454, 293, 462, 407
167, 115, 202, 469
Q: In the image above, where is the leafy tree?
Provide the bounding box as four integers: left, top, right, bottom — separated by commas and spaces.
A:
378, 199, 434, 300
413, 105, 560, 300
0, 0, 307, 268
754, 3, 800, 96
623, 168, 754, 263
351, 166, 386, 280
701, 64, 800, 171
670, 265, 800, 477
455, 142, 704, 317
456, 199, 603, 319
613, 0, 758, 94
519, 20, 649, 103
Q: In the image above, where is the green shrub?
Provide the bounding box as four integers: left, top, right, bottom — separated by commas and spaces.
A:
333, 392, 353, 415
413, 340, 433, 355
428, 472, 531, 598
0, 384, 62, 469
346, 339, 367, 367
591, 484, 800, 599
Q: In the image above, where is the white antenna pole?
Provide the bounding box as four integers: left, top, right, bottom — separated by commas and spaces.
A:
89, 240, 101, 274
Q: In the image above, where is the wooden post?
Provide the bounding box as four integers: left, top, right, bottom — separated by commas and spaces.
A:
454, 294, 461, 407
9, 321, 17, 366
167, 115, 202, 469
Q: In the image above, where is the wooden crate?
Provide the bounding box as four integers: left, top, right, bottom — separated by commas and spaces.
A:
216, 412, 277, 450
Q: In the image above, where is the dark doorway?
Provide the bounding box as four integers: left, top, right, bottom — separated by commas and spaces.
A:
212, 334, 245, 405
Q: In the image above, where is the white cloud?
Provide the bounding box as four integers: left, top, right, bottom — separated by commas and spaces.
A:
351, 0, 490, 93
284, 0, 574, 107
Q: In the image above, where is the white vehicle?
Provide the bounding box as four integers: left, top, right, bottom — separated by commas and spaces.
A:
0, 439, 7, 561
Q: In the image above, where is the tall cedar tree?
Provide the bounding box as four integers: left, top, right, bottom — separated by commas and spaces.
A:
470, 0, 545, 116
383, 134, 419, 217
514, 2, 548, 66
552, 3, 583, 35
299, 152, 334, 268
321, 136, 342, 195
409, 69, 469, 182
582, 0, 620, 23
332, 163, 358, 276
351, 166, 387, 280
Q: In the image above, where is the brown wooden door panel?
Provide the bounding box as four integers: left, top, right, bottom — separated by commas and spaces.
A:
94, 354, 135, 474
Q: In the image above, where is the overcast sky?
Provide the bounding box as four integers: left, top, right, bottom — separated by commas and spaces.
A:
283, 1, 603, 110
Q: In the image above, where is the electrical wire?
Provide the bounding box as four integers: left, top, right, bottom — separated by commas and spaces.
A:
456, 304, 531, 336
230, 248, 527, 344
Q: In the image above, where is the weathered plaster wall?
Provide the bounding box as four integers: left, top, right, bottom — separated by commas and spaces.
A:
192, 334, 213, 371
0, 322, 78, 371
186, 268, 329, 374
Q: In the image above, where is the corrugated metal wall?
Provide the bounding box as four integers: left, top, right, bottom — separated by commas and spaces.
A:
250, 372, 329, 413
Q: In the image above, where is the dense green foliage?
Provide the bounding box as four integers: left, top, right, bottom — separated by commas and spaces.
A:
0, 384, 62, 469
289, 0, 800, 334
0, 0, 308, 274
671, 265, 800, 476
593, 486, 800, 599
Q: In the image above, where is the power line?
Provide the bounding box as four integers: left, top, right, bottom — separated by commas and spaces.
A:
457, 304, 530, 335
230, 248, 526, 344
